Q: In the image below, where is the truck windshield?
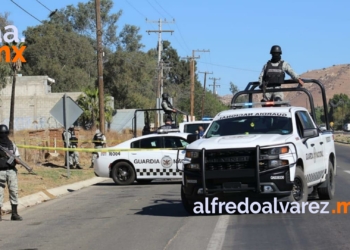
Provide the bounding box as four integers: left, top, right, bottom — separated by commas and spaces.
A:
205, 116, 292, 138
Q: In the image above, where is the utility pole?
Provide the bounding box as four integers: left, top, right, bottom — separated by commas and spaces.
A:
146, 19, 174, 126
199, 71, 213, 118
183, 49, 210, 121
95, 0, 105, 133
209, 77, 221, 95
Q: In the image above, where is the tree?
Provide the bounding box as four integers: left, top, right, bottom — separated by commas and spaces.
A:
329, 93, 350, 129
229, 82, 239, 95
229, 81, 247, 103
22, 22, 96, 92
103, 50, 157, 109
0, 12, 12, 89
76, 87, 114, 130
5, 41, 25, 135
118, 24, 144, 52
51, 0, 122, 50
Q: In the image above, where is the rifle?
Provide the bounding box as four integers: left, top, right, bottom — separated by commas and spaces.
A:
0, 145, 36, 175
262, 81, 268, 101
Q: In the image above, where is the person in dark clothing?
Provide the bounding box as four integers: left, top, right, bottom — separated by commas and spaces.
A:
90, 129, 106, 169
161, 93, 177, 121
158, 118, 175, 130
0, 124, 22, 221
62, 126, 82, 169
259, 45, 304, 101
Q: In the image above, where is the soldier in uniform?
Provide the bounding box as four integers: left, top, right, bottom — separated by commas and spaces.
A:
259, 45, 304, 101
62, 126, 82, 169
90, 129, 106, 168
161, 93, 177, 121
0, 124, 22, 221
158, 117, 175, 130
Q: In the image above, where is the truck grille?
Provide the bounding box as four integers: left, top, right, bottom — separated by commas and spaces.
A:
205, 148, 256, 171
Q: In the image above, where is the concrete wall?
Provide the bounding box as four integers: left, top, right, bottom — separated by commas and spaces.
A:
0, 75, 83, 130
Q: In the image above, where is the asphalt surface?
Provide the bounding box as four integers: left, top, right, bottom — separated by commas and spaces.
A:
0, 143, 350, 250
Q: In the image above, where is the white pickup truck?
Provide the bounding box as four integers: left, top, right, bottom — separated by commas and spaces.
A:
180, 79, 336, 214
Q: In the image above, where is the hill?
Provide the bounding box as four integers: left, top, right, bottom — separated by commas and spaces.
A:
220, 64, 350, 108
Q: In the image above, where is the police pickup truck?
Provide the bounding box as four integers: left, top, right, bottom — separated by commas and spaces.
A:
180, 79, 336, 214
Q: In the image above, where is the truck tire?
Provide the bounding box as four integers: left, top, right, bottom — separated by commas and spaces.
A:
181, 187, 195, 215
111, 162, 135, 185
318, 160, 335, 200
288, 166, 308, 203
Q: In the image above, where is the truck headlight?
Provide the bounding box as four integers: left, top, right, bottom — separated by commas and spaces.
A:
268, 159, 289, 168
269, 146, 289, 155
185, 151, 199, 159
184, 164, 200, 170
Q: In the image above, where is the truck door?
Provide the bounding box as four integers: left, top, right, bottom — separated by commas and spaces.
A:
129, 137, 163, 177
295, 111, 325, 184
162, 136, 188, 176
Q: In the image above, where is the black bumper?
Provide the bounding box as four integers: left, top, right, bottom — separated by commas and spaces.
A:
182, 146, 294, 201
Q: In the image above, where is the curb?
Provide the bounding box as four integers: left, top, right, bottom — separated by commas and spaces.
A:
1, 177, 109, 214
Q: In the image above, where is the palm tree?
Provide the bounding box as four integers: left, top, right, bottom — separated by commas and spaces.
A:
5, 42, 25, 136
76, 87, 114, 130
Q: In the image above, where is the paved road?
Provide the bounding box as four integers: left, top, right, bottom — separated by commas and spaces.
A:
1, 144, 350, 250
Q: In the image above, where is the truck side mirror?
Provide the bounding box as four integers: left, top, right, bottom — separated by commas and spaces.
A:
187, 134, 199, 143
302, 128, 318, 143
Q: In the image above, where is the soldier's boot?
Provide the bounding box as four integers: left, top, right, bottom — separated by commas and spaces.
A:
11, 205, 23, 221
0, 209, 2, 221
76, 164, 83, 169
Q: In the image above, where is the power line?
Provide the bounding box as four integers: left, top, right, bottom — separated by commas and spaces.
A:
36, 0, 52, 12
36, 0, 58, 18
146, 0, 165, 18
154, 0, 191, 53
125, 0, 147, 19
11, 0, 43, 23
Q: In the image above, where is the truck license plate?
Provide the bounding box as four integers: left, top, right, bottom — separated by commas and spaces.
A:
223, 182, 241, 190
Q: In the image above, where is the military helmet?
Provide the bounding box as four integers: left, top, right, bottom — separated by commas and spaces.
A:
0, 124, 9, 134
162, 93, 169, 99
270, 45, 282, 54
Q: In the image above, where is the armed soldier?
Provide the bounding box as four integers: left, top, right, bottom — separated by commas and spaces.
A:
0, 124, 23, 221
259, 45, 304, 102
62, 126, 82, 169
161, 93, 177, 121
90, 129, 106, 168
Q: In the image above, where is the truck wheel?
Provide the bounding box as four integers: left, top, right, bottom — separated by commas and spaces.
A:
181, 187, 195, 215
137, 179, 153, 184
288, 167, 308, 203
318, 160, 335, 200
111, 162, 135, 185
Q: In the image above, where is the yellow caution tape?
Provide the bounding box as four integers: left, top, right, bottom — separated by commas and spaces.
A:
16, 144, 185, 152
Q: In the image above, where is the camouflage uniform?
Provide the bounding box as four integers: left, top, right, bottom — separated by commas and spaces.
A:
258, 61, 300, 100
0, 143, 19, 208
91, 130, 106, 168
62, 129, 81, 169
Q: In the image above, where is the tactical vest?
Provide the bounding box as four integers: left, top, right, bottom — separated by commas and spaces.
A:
0, 143, 15, 160
161, 100, 173, 113
263, 61, 285, 86
93, 133, 104, 145
0, 142, 14, 169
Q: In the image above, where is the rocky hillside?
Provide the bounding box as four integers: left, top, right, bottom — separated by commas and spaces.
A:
220, 64, 350, 108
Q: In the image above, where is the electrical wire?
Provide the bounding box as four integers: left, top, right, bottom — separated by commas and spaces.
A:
11, 0, 43, 23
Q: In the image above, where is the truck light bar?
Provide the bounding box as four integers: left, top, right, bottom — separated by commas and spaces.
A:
157, 128, 181, 134
231, 101, 291, 108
